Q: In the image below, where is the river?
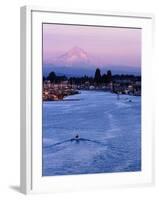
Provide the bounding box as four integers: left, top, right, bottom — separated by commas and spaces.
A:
42, 90, 141, 176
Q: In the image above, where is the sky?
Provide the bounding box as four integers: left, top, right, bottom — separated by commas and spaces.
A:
43, 23, 141, 70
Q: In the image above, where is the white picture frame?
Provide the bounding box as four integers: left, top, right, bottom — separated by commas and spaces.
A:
20, 6, 154, 194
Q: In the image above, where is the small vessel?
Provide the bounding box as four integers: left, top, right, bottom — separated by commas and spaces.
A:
70, 134, 80, 143
75, 134, 80, 141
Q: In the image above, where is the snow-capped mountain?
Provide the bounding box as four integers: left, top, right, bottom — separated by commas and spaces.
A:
43, 46, 141, 77
55, 46, 91, 67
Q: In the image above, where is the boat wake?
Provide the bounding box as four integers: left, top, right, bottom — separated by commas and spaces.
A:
44, 137, 106, 149
43, 137, 108, 154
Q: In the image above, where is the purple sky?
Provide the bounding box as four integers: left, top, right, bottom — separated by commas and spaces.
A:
43, 23, 141, 68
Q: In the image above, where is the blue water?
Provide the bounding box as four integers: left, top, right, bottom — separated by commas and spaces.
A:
42, 91, 141, 176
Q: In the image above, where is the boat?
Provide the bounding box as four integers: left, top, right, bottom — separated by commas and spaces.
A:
75, 134, 80, 141
70, 134, 80, 142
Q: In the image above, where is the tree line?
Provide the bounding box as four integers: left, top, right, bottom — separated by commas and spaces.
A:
43, 68, 141, 85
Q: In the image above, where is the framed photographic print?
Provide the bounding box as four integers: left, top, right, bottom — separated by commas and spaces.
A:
20, 6, 154, 194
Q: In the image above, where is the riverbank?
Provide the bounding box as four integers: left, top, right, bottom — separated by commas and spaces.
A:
45, 90, 141, 103
43, 80, 141, 101
43, 82, 79, 101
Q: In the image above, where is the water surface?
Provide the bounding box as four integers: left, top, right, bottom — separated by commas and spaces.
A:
42, 91, 141, 176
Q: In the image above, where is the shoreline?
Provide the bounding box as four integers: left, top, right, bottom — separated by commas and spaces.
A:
43, 90, 141, 103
